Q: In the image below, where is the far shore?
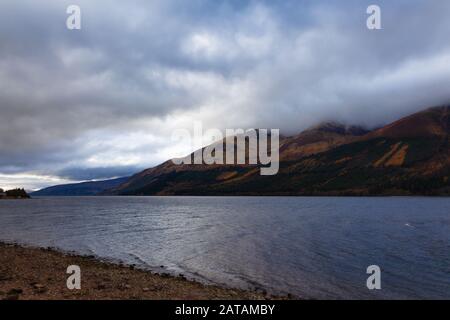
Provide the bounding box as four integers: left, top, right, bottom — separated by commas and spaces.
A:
0, 196, 30, 200
0, 242, 287, 300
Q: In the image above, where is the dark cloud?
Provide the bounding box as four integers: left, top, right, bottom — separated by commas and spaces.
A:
0, 0, 449, 188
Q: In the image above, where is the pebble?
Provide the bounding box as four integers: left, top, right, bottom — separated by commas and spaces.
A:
8, 288, 23, 295
33, 283, 47, 293
33, 283, 45, 289
118, 283, 131, 290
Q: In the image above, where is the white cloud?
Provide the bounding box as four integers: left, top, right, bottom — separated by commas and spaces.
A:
0, 173, 73, 191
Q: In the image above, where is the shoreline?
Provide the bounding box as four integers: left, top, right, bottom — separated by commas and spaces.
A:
30, 194, 450, 198
0, 242, 286, 300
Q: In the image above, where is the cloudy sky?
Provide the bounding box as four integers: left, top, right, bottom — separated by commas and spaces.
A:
0, 0, 450, 190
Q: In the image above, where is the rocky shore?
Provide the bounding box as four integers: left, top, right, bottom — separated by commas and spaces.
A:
0, 242, 278, 300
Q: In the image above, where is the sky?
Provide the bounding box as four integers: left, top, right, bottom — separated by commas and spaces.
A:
0, 0, 450, 190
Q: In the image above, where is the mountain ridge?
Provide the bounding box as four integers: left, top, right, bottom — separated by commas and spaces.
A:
108, 105, 450, 196
31, 177, 130, 196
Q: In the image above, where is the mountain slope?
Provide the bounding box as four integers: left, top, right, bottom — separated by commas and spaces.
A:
366, 106, 449, 139
32, 177, 130, 196
109, 106, 449, 196
280, 122, 368, 161
109, 123, 367, 195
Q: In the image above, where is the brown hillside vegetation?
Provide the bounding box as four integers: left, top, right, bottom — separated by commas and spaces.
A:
108, 106, 450, 196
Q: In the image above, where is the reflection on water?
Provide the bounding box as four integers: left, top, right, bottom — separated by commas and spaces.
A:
0, 196, 449, 299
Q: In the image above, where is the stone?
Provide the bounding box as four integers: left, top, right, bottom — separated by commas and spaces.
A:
7, 288, 23, 295
96, 283, 107, 290
33, 283, 47, 293
33, 283, 45, 289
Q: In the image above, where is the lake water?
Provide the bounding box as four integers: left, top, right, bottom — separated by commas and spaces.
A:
0, 196, 449, 299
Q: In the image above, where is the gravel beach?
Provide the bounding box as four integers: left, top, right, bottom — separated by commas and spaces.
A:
0, 242, 275, 300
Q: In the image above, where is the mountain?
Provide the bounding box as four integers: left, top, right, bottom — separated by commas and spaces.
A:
109, 106, 449, 196
279, 122, 368, 161
366, 106, 449, 139
107, 123, 367, 195
31, 177, 130, 196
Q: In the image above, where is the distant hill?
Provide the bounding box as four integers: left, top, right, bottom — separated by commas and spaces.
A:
31, 177, 130, 196
107, 106, 449, 196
